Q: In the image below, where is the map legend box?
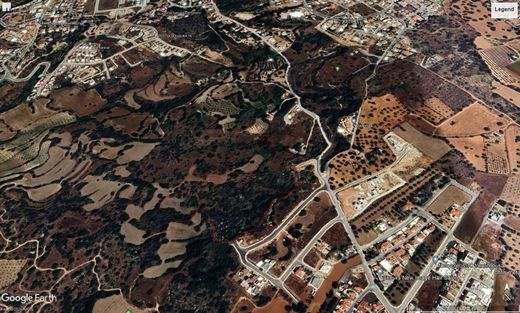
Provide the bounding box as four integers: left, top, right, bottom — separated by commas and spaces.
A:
491, 2, 518, 19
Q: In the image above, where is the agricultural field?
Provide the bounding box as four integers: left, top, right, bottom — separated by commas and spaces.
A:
479, 45, 520, 87
505, 124, 520, 175
369, 61, 474, 119
434, 101, 518, 175
493, 81, 520, 109
48, 87, 107, 117
411, 97, 455, 125
92, 294, 149, 313
0, 259, 27, 289
436, 102, 511, 138
501, 176, 520, 204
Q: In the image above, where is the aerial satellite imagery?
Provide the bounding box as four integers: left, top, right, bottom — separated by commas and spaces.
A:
0, 0, 520, 312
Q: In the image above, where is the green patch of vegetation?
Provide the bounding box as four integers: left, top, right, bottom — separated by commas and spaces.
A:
244, 47, 278, 65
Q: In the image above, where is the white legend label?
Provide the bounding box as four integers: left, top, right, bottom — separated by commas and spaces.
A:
491, 2, 518, 19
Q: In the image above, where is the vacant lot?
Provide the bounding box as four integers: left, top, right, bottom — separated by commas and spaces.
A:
448, 136, 486, 171
426, 185, 471, 214
436, 102, 510, 137
426, 185, 472, 229
455, 173, 508, 243
393, 122, 451, 161
285, 273, 312, 301
337, 172, 404, 218
472, 223, 503, 263
93, 294, 148, 313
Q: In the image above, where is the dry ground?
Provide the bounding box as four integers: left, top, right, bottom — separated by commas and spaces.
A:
436, 102, 510, 138
0, 259, 27, 289
505, 124, 520, 175
92, 294, 149, 313
448, 136, 487, 171
452, 0, 519, 40
426, 185, 472, 229
49, 87, 106, 117
328, 94, 406, 189
393, 122, 451, 161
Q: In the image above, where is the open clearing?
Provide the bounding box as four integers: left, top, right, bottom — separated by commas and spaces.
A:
501, 176, 520, 204
426, 185, 472, 229
448, 136, 486, 171
93, 294, 148, 313
252, 292, 289, 313
337, 172, 404, 219
0, 259, 27, 289
393, 122, 451, 161
492, 81, 520, 108
49, 87, 106, 117
411, 97, 455, 125
436, 102, 510, 137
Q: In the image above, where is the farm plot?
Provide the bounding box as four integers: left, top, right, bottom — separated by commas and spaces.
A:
436, 102, 510, 138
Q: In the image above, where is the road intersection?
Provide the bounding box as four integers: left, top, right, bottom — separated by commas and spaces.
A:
212, 2, 472, 311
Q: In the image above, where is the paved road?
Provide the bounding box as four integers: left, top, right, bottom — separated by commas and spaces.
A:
279, 217, 341, 282
236, 185, 326, 251
7, 62, 50, 83
231, 243, 299, 302
397, 233, 454, 311
210, 1, 459, 312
